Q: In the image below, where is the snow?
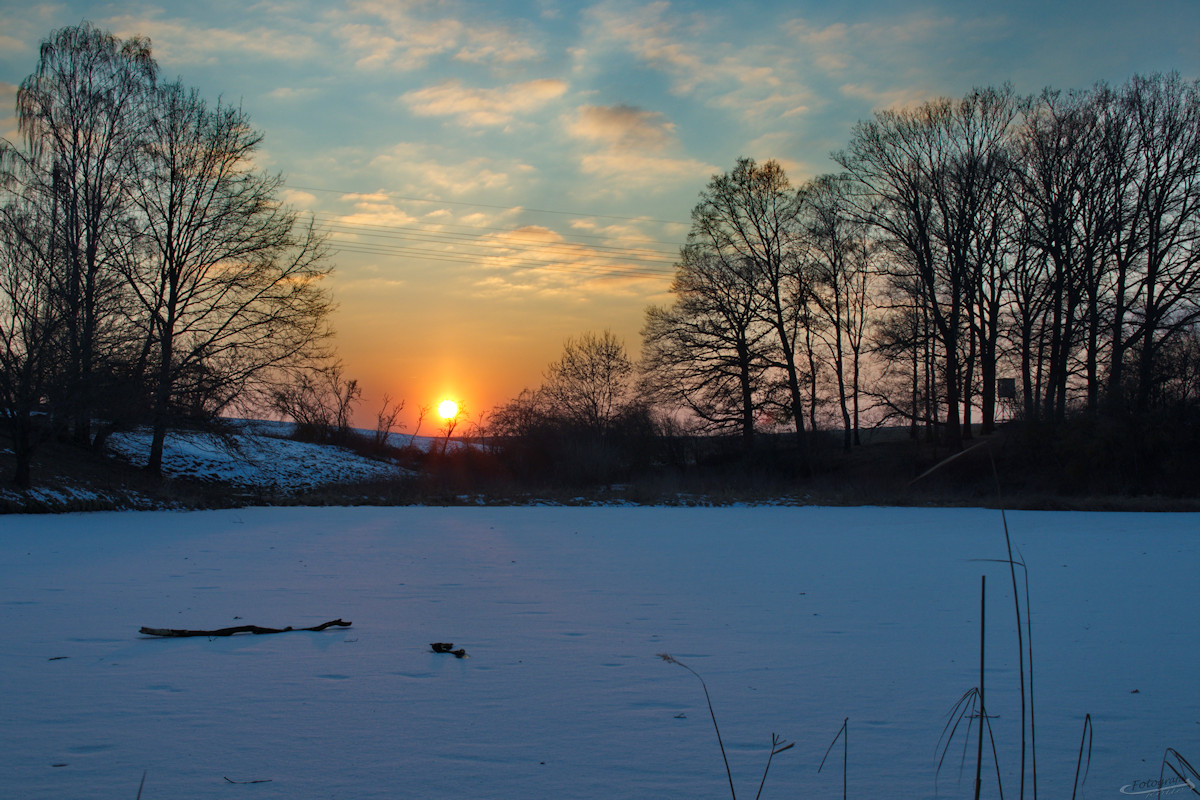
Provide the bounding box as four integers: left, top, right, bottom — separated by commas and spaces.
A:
105, 426, 406, 492
1, 505, 1196, 799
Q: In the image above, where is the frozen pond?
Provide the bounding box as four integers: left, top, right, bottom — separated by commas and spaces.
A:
1, 506, 1196, 799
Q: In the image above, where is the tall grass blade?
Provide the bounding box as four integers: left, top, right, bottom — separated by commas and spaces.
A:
754, 733, 794, 800
1070, 713, 1093, 800
976, 574, 986, 800
906, 439, 990, 487
936, 686, 1005, 799
937, 688, 980, 792
818, 717, 849, 800
983, 702, 1006, 800
991, 452, 1029, 800
1159, 748, 1200, 797
659, 653, 738, 800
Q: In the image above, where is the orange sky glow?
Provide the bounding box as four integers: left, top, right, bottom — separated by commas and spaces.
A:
2, 0, 1195, 435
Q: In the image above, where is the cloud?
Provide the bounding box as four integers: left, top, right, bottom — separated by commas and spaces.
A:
0, 6, 62, 58
579, 2, 814, 123
340, 0, 543, 71
469, 224, 672, 299
369, 141, 538, 200
577, 151, 713, 188
839, 82, 944, 112
281, 188, 318, 207
454, 28, 541, 65
104, 14, 321, 65
0, 32, 25, 56
402, 79, 568, 127
338, 19, 461, 71
564, 104, 715, 192
267, 87, 324, 101
784, 15, 1009, 112
568, 105, 676, 150
581, 2, 705, 90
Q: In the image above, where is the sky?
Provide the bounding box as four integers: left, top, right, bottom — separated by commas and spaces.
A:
2, 0, 1198, 431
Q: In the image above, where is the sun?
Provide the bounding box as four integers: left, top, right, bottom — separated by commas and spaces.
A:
437, 399, 460, 420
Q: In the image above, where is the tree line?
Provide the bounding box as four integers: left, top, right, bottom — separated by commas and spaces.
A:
5, 25, 1197, 494
641, 76, 1200, 460
0, 23, 333, 487
485, 74, 1200, 488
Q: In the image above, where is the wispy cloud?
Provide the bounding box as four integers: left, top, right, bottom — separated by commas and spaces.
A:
340, 0, 543, 71
338, 19, 461, 71
267, 86, 324, 101
785, 14, 1010, 111
402, 78, 568, 127
454, 27, 541, 65
281, 188, 319, 207
577, 150, 713, 190
470, 224, 671, 299
565, 103, 715, 192
579, 1, 812, 121
105, 14, 322, 65
369, 141, 538, 199
839, 82, 946, 112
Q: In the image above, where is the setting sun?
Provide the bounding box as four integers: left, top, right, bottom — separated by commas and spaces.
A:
437, 399, 460, 420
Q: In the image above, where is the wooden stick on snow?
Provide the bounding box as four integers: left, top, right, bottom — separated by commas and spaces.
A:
139, 619, 351, 637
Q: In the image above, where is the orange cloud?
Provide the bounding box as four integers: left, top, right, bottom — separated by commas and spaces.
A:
568, 105, 676, 150
467, 225, 675, 299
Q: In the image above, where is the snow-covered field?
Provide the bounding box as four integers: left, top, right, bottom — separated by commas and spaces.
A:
1, 506, 1196, 799
2, 423, 433, 510
105, 423, 417, 492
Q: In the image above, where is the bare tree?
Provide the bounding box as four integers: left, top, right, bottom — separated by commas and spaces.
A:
0, 150, 64, 486
16, 22, 156, 445
838, 87, 1020, 448
129, 80, 334, 473
541, 330, 634, 437
641, 246, 771, 446
269, 362, 360, 445
373, 394, 405, 449
1010, 87, 1114, 420
804, 175, 874, 449
690, 158, 812, 449
1117, 73, 1200, 412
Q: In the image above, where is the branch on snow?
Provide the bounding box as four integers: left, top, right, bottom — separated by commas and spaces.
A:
139, 619, 351, 637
